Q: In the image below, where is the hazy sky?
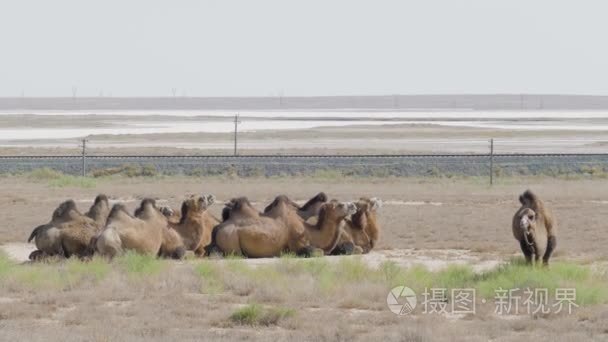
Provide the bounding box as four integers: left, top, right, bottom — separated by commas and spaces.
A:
1, 1, 607, 96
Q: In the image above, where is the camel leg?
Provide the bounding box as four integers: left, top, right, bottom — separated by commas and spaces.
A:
194, 244, 205, 257
28, 250, 45, 261
330, 242, 355, 255
519, 240, 533, 264
295, 246, 315, 258
542, 235, 557, 266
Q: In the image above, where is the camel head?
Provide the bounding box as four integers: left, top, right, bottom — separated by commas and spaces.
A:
52, 200, 80, 222
320, 200, 357, 222
519, 208, 536, 246
160, 206, 175, 217
178, 194, 215, 224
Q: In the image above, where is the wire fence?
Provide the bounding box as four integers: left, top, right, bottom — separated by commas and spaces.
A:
1, 153, 607, 184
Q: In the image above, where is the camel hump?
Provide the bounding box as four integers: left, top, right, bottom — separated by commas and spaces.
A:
519, 190, 538, 206
141, 198, 157, 207
109, 203, 130, 219
301, 192, 328, 210
94, 194, 109, 205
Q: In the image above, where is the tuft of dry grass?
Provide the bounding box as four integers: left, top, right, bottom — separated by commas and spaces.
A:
228, 303, 295, 326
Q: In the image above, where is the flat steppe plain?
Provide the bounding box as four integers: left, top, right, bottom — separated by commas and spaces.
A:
1, 175, 608, 341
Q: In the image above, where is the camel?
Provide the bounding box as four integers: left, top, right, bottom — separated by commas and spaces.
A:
211, 196, 355, 257
165, 194, 218, 256
28, 198, 105, 260
95, 199, 186, 259
264, 195, 358, 254
512, 190, 557, 266
351, 197, 381, 250
324, 197, 382, 255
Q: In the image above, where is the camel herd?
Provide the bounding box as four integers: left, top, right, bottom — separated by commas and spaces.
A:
27, 189, 556, 266
27, 193, 381, 261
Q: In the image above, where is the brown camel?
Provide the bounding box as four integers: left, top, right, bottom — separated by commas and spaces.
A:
512, 190, 557, 266
95, 199, 186, 259
211, 196, 355, 257
265, 195, 364, 255
352, 197, 381, 250
166, 195, 218, 256
331, 197, 381, 255
28, 199, 103, 260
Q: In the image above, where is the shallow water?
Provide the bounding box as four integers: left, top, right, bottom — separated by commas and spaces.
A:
1, 110, 607, 145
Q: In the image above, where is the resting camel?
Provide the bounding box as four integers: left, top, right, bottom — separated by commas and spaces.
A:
264, 195, 353, 254
164, 195, 218, 256
210, 196, 355, 257
512, 190, 557, 266
95, 199, 186, 259
28, 197, 107, 260
331, 197, 381, 255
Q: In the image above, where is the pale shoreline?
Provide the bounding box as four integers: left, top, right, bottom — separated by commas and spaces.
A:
0, 110, 606, 154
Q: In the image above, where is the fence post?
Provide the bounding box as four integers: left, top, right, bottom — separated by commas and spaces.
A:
233, 114, 241, 156
489, 138, 494, 186
81, 139, 88, 177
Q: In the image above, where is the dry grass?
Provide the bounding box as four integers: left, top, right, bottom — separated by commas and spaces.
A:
1, 249, 608, 341
2, 175, 608, 340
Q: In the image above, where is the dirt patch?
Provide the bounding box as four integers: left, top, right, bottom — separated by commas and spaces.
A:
1, 241, 502, 273
1, 242, 36, 263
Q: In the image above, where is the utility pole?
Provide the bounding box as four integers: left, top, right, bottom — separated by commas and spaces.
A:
81, 139, 88, 177
489, 138, 494, 186
72, 86, 78, 101
233, 114, 241, 156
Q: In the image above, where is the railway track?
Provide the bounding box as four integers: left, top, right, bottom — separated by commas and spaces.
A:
1, 153, 606, 177
1, 153, 608, 159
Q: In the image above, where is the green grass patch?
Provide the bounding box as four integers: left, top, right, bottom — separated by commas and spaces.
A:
27, 167, 64, 180
229, 303, 295, 326
48, 176, 97, 188
65, 257, 110, 283
212, 256, 608, 307
0, 255, 111, 291
116, 252, 165, 276
25, 168, 97, 188
0, 251, 15, 277
475, 259, 608, 305
195, 261, 224, 294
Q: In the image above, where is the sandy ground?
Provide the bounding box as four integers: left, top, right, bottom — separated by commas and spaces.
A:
2, 176, 608, 341
2, 176, 608, 259
0, 242, 504, 274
